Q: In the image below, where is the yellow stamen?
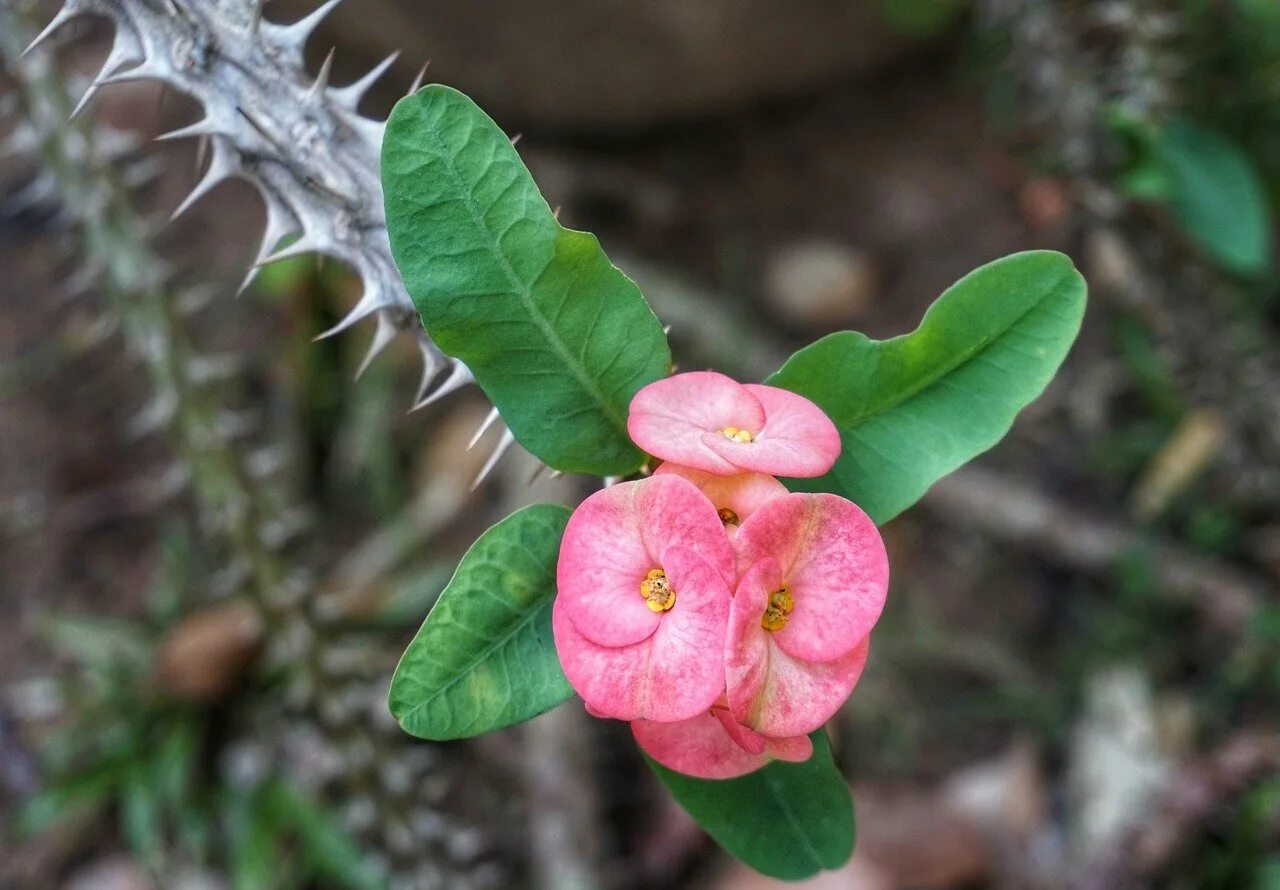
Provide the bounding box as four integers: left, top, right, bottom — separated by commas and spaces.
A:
640, 568, 676, 612
717, 507, 740, 526
720, 426, 754, 443
760, 585, 794, 631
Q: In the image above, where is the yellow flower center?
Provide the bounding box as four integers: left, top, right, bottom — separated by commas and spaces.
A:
640, 568, 676, 613
760, 586, 794, 631
717, 507, 741, 526
720, 426, 755, 443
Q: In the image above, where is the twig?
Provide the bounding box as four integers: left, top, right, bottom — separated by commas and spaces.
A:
922, 466, 1267, 632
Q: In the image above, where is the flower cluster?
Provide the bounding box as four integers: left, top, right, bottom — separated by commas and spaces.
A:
553, 371, 889, 779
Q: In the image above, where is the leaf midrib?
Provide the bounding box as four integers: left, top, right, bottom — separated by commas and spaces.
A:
761, 766, 827, 873
422, 103, 629, 436
833, 266, 1075, 427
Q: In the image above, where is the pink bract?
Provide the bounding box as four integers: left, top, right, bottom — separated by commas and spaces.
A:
627, 371, 840, 478
553, 475, 736, 722
726, 493, 888, 738
652, 463, 788, 535
632, 705, 813, 779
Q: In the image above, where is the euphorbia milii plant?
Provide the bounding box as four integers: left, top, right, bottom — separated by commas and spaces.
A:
553, 375, 889, 778
384, 84, 1086, 880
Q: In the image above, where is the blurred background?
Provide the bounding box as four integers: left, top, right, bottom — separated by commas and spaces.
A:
2, 0, 1279, 887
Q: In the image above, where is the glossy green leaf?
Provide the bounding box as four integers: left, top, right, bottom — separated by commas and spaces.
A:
383, 85, 671, 476
390, 504, 574, 740
770, 250, 1086, 524
647, 730, 854, 880
1154, 118, 1273, 277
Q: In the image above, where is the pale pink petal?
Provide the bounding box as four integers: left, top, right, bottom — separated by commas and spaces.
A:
555, 480, 661, 648
734, 493, 888, 663
726, 559, 872, 737
632, 708, 814, 779
746, 384, 842, 476
628, 372, 766, 474
766, 733, 815, 763
700, 384, 841, 479
634, 474, 736, 587
556, 475, 732, 647
722, 558, 781, 728
713, 706, 767, 755
553, 546, 730, 723
653, 463, 788, 532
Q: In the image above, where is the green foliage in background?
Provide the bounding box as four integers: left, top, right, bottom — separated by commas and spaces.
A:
383, 86, 672, 477
20, 534, 378, 889
1114, 113, 1274, 277
770, 251, 1086, 525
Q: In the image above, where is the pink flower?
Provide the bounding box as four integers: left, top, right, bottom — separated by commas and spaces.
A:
726, 493, 888, 738
632, 701, 813, 779
652, 463, 788, 535
553, 474, 736, 723
627, 371, 841, 478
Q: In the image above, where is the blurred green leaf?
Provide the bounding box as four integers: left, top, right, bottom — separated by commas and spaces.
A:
153, 718, 199, 810
264, 782, 382, 890
1153, 119, 1273, 276
40, 614, 151, 674
227, 788, 282, 890
18, 758, 124, 836
383, 85, 672, 476
770, 251, 1086, 524
647, 730, 854, 880
122, 761, 164, 870
879, 0, 964, 37
390, 504, 574, 740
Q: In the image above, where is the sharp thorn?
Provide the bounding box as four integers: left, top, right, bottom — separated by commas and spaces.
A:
355, 312, 398, 379
156, 118, 216, 142
274, 0, 345, 51
407, 60, 430, 96
67, 83, 100, 122
467, 406, 502, 451
21, 7, 76, 59
527, 462, 548, 486
332, 50, 400, 108
308, 47, 337, 99
409, 361, 473, 411
470, 429, 516, 491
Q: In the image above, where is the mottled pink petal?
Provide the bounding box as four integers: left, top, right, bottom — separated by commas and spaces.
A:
734, 493, 888, 663
652, 463, 788, 534
556, 475, 732, 647
699, 385, 840, 478
554, 545, 731, 723
632, 708, 814, 779
747, 384, 842, 476
628, 372, 766, 474
726, 559, 872, 737
712, 706, 766, 755
634, 473, 736, 587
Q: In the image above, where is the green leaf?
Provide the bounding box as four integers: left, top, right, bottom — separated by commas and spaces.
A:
18, 758, 124, 836
40, 613, 151, 675
769, 251, 1086, 524
383, 85, 672, 476
1154, 118, 1273, 277
263, 782, 383, 890
647, 730, 854, 880
121, 761, 164, 870
389, 504, 574, 740
226, 788, 281, 890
